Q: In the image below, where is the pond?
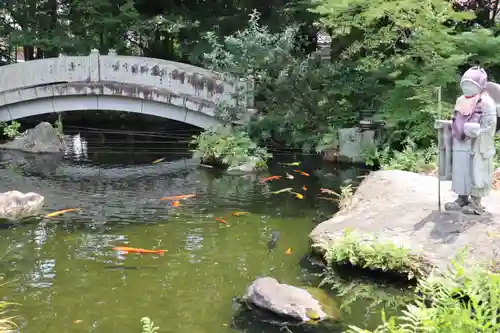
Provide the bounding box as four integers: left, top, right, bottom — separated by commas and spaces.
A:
0, 127, 405, 333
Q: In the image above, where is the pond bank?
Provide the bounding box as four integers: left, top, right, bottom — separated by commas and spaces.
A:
309, 170, 500, 277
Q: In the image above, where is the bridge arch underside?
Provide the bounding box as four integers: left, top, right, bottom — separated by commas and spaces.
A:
0, 82, 224, 130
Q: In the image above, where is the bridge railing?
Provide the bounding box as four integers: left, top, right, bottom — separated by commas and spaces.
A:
0, 49, 253, 110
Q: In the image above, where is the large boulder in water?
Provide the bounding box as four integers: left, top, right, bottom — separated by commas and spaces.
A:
0, 122, 65, 153
0, 190, 44, 220
309, 170, 500, 276
242, 277, 329, 323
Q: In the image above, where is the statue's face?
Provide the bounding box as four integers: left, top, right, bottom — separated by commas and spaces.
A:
460, 80, 482, 97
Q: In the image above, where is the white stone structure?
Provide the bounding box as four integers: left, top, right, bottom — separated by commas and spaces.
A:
0, 49, 252, 129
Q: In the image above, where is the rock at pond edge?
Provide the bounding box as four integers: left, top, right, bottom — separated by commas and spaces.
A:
227, 156, 262, 174
309, 170, 500, 276
0, 122, 65, 153
243, 277, 329, 323
0, 190, 44, 220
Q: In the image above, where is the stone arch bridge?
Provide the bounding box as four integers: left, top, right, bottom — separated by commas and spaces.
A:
0, 49, 254, 129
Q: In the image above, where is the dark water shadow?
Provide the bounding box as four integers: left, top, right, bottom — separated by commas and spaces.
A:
299, 253, 327, 275
231, 307, 345, 333
330, 263, 417, 288
0, 150, 64, 176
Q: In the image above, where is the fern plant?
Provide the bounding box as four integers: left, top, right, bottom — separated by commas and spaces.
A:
324, 229, 428, 281
190, 124, 272, 168
140, 317, 159, 333
363, 139, 437, 174
347, 253, 500, 332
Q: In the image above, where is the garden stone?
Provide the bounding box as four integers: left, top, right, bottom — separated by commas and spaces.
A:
310, 170, 500, 276
0, 122, 65, 153
0, 190, 44, 220
243, 277, 329, 322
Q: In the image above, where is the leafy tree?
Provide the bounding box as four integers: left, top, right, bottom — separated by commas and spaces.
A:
312, 0, 500, 149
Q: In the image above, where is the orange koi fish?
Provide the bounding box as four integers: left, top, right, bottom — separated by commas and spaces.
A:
160, 194, 196, 201
292, 192, 304, 199
294, 170, 310, 177
320, 188, 338, 195
285, 248, 293, 255
216, 217, 228, 224
302, 185, 308, 191
112, 246, 167, 255
232, 211, 250, 217
45, 208, 80, 218
152, 157, 165, 164
260, 175, 282, 183
172, 201, 181, 207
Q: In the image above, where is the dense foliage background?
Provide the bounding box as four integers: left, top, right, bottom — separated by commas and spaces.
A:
3, 0, 500, 155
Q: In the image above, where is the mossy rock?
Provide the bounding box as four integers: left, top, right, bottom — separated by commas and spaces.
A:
232, 286, 341, 329
300, 286, 341, 322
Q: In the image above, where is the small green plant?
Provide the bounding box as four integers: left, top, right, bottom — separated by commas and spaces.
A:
336, 184, 354, 211
54, 118, 63, 136
140, 317, 159, 333
321, 184, 355, 211
190, 124, 272, 169
325, 229, 428, 281
494, 136, 500, 169
347, 252, 500, 333
1, 121, 20, 140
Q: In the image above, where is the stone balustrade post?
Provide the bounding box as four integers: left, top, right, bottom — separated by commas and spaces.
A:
89, 49, 100, 82
108, 49, 117, 56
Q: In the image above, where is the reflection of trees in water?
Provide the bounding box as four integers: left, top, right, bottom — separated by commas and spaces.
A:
197, 171, 266, 204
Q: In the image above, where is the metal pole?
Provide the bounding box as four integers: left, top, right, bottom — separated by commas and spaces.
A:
436, 86, 442, 212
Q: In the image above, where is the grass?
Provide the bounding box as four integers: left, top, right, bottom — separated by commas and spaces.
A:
324, 229, 429, 282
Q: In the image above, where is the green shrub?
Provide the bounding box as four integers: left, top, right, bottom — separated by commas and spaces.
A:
347, 253, 500, 332
362, 139, 437, 174
190, 124, 272, 169
1, 121, 20, 140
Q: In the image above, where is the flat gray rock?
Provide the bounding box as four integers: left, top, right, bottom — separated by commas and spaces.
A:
243, 277, 328, 322
0, 122, 65, 153
309, 170, 500, 275
0, 190, 44, 220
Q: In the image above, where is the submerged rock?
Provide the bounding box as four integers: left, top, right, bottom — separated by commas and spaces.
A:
309, 170, 500, 276
242, 277, 330, 323
0, 190, 44, 220
0, 122, 65, 153
227, 156, 262, 174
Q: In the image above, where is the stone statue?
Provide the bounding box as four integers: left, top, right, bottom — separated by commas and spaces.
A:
437, 66, 500, 215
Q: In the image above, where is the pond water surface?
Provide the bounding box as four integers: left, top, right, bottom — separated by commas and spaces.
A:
0, 127, 402, 333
